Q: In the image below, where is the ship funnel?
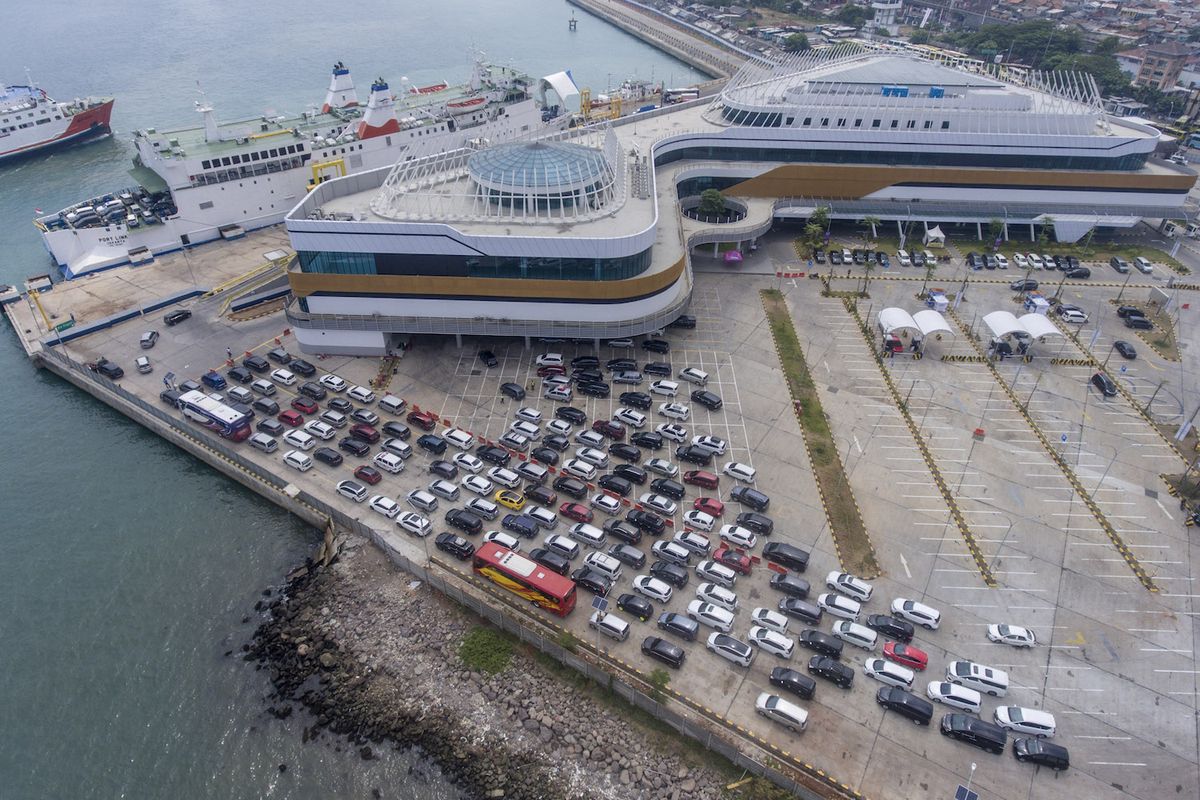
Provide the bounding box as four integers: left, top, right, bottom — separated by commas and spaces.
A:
354, 78, 400, 139
322, 61, 359, 113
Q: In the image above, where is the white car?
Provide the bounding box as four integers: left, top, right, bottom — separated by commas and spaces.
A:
590, 493, 622, 515
544, 385, 572, 402
368, 495, 400, 519
575, 447, 610, 468
831, 620, 877, 650
515, 407, 542, 423
696, 582, 738, 612
381, 438, 412, 459
755, 692, 807, 733
656, 421, 688, 440
348, 385, 376, 404
748, 626, 795, 659
453, 452, 484, 473
563, 459, 598, 481
442, 427, 474, 450
613, 407, 647, 428
1013, 252, 1028, 269
304, 420, 336, 441
652, 540, 692, 566
574, 430, 606, 448
682, 509, 715, 532
428, 479, 460, 501
691, 435, 727, 456
270, 368, 297, 386
890, 598, 941, 630
406, 488, 439, 512
319, 373, 348, 392
1058, 307, 1088, 324
722, 461, 756, 483
544, 533, 581, 560
695, 560, 737, 588
826, 571, 873, 602
483, 530, 522, 551
818, 593, 861, 620
719, 524, 757, 549
498, 431, 530, 452
397, 512, 431, 537
639, 493, 678, 516
633, 575, 673, 603
750, 607, 789, 634
864, 658, 914, 688
649, 380, 679, 397
606, 338, 634, 348
251, 379, 276, 397
994, 706, 1056, 738
1133, 256, 1154, 274
336, 480, 368, 503
673, 529, 712, 554
706, 633, 755, 668
678, 367, 709, 386
994, 254, 1009, 268
535, 353, 564, 367
510, 419, 541, 441
644, 458, 678, 478
283, 430, 315, 451
372, 452, 405, 475
462, 474, 495, 497
487, 467, 521, 489
657, 402, 690, 422
686, 600, 735, 632
1027, 253, 1043, 269
926, 681, 982, 713
546, 418, 572, 436
987, 624, 1036, 647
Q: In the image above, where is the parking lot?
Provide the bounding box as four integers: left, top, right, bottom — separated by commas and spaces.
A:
53, 255, 1199, 800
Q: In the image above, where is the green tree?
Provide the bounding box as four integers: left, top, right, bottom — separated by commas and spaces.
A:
784, 33, 810, 52
1038, 216, 1055, 246
1093, 36, 1121, 56
698, 189, 726, 216
836, 3, 871, 27
909, 29, 932, 45
988, 218, 1006, 246
809, 205, 830, 231
647, 668, 671, 703
803, 223, 823, 254
862, 215, 880, 239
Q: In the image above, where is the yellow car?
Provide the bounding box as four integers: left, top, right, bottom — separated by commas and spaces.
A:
494, 489, 526, 511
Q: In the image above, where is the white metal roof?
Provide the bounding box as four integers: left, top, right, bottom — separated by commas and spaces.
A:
1017, 313, 1062, 339
878, 307, 919, 334
982, 311, 1025, 338
912, 309, 953, 337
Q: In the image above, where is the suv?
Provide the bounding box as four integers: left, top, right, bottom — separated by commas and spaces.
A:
163, 308, 192, 326
762, 542, 808, 572
731, 486, 769, 511
1091, 372, 1117, 398
641, 636, 685, 669
808, 655, 853, 688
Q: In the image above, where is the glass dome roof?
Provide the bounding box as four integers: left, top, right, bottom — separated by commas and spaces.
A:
467, 140, 611, 192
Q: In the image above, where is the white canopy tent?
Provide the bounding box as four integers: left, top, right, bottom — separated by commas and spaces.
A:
877, 307, 955, 356
912, 309, 953, 338
878, 307, 921, 336
537, 71, 581, 113
923, 225, 946, 247
982, 310, 1063, 341
1017, 313, 1061, 340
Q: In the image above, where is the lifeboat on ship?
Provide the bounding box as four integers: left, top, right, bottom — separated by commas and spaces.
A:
446, 96, 487, 115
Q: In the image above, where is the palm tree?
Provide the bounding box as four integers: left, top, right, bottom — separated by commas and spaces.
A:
1038, 216, 1055, 247
862, 215, 881, 240
862, 257, 876, 295
920, 261, 936, 297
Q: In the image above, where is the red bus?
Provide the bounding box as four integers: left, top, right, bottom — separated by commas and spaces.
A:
472, 542, 577, 617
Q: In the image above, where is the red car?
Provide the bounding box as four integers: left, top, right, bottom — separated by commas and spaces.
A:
713, 546, 752, 575
883, 641, 928, 671
559, 502, 594, 523
349, 423, 380, 443
278, 409, 304, 427
591, 419, 626, 441
683, 470, 719, 490
354, 465, 383, 485
291, 397, 319, 415
406, 410, 439, 431
693, 497, 725, 517
537, 365, 566, 377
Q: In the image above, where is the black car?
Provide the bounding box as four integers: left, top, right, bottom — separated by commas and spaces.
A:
798, 629, 843, 658
1009, 278, 1038, 292
1013, 738, 1070, 770
675, 445, 712, 466
531, 446, 560, 466
160, 388, 182, 406
312, 446, 344, 466
338, 437, 369, 457
417, 434, 447, 455
526, 485, 558, 507
940, 714, 1007, 754
256, 417, 285, 436
598, 474, 633, 497
500, 382, 525, 400
435, 532, 476, 561
1091, 372, 1118, 397
242, 355, 270, 373
429, 460, 458, 480
571, 566, 612, 596
328, 397, 354, 414
382, 421, 411, 440
642, 338, 670, 354
571, 355, 600, 368
1052, 254, 1067, 270
779, 597, 823, 625
179, 379, 202, 393
650, 478, 685, 501
1066, 256, 1080, 269
573, 368, 604, 383
736, 512, 774, 537
253, 397, 280, 416
628, 508, 666, 535
445, 508, 484, 535
690, 390, 723, 410
502, 514, 539, 539
1124, 315, 1153, 330
656, 612, 699, 641
769, 667, 816, 701
477, 445, 511, 466
553, 476, 588, 499
731, 485, 770, 512
603, 518, 642, 545
607, 543, 646, 569
876, 686, 933, 726
866, 614, 915, 643
227, 366, 254, 384
94, 359, 124, 379
762, 541, 809, 571
620, 391, 652, 410
577, 381, 610, 398
528, 547, 571, 576
1113, 340, 1137, 359
609, 443, 642, 463
644, 362, 672, 377
289, 358, 316, 377
618, 592, 654, 621
555, 406, 587, 425
1064, 267, 1091, 279
1116, 305, 1145, 319
614, 464, 648, 485
543, 434, 570, 452
299, 381, 328, 401
606, 358, 637, 371
163, 308, 192, 326
266, 347, 291, 365
808, 655, 853, 688
770, 573, 811, 599
667, 315, 696, 330
478, 350, 498, 368
630, 431, 663, 451
641, 636, 685, 668
650, 560, 689, 588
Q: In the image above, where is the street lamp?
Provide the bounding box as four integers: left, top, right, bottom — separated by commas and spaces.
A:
966, 762, 978, 793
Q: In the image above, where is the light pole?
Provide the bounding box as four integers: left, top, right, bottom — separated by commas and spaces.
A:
966, 762, 978, 793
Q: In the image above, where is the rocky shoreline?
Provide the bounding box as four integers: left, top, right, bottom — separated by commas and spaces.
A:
246, 536, 733, 800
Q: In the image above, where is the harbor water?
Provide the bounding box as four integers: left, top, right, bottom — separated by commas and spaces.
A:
0, 2, 705, 797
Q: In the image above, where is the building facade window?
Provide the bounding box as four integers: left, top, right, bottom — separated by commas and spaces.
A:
297, 246, 655, 282
655, 145, 1150, 171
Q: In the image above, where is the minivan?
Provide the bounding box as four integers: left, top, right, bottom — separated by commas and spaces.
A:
946, 660, 1009, 697
584, 551, 624, 582
876, 686, 934, 725
1109, 255, 1130, 273
1013, 738, 1070, 770
283, 450, 313, 472
940, 713, 1008, 755
589, 611, 630, 642
249, 433, 278, 453
379, 394, 407, 415
568, 522, 606, 549
755, 693, 808, 733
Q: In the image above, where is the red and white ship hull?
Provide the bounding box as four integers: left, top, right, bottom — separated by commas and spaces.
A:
0, 96, 114, 162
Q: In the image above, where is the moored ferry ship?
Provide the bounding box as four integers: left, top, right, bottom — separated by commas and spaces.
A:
1, 84, 114, 162
35, 56, 576, 278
